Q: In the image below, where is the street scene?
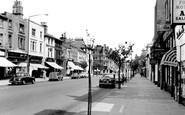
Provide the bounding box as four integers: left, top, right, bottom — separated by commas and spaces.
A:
1, 0, 185, 115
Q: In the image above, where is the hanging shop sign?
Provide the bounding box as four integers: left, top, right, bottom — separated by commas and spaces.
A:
173, 0, 185, 24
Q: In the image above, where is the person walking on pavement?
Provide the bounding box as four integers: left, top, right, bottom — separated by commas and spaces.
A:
43, 70, 46, 79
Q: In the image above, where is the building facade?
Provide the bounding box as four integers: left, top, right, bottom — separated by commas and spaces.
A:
0, 0, 28, 79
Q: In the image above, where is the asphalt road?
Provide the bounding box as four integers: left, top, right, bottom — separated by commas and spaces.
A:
0, 76, 115, 115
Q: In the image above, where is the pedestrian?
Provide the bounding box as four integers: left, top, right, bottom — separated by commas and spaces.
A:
140, 71, 143, 77
43, 70, 46, 79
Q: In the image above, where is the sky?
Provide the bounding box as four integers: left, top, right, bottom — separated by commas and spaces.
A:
0, 0, 156, 56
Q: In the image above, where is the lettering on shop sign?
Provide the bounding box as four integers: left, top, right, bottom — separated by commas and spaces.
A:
173, 0, 185, 23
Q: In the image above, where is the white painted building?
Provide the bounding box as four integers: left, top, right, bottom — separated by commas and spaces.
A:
27, 20, 46, 76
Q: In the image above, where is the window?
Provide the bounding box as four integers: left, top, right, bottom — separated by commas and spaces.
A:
8, 34, 12, 48
19, 24, 25, 33
32, 28, 36, 36
48, 47, 52, 57
0, 33, 3, 46
40, 31, 42, 39
40, 42, 42, 53
18, 36, 25, 50
30, 40, 37, 51
8, 20, 12, 29
0, 19, 3, 28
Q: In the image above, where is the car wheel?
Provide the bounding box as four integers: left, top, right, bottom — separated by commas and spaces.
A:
99, 84, 102, 88
22, 80, 26, 85
31, 79, 35, 84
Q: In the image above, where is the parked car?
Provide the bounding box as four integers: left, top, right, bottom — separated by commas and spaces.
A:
49, 72, 63, 81
9, 72, 35, 85
71, 73, 80, 79
79, 72, 88, 78
99, 74, 116, 88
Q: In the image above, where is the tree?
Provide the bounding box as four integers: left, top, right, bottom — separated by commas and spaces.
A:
107, 42, 134, 89
130, 55, 139, 76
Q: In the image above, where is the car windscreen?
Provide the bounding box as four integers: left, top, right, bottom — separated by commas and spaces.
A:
101, 75, 114, 79
16, 73, 25, 77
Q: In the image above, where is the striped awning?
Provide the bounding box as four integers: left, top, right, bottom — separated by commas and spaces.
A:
160, 47, 177, 67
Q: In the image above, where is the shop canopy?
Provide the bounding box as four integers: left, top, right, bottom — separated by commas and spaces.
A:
75, 66, 84, 70
30, 63, 48, 70
46, 62, 63, 69
0, 57, 17, 67
160, 47, 177, 67
68, 61, 84, 70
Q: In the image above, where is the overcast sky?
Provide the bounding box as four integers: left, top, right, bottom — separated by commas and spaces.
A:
1, 0, 156, 56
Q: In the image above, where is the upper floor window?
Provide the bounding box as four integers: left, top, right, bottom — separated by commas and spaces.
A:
8, 20, 12, 29
19, 24, 25, 34
40, 31, 42, 39
30, 40, 37, 51
40, 42, 42, 53
8, 34, 12, 48
32, 28, 36, 37
18, 36, 25, 50
0, 33, 3, 46
48, 38, 50, 45
0, 19, 3, 28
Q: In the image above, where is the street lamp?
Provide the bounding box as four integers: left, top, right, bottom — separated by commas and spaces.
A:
27, 14, 48, 74
83, 29, 94, 115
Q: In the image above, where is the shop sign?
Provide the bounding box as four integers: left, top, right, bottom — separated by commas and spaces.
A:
173, 0, 185, 24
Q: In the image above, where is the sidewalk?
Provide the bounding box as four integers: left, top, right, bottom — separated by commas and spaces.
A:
77, 73, 185, 115
0, 76, 70, 86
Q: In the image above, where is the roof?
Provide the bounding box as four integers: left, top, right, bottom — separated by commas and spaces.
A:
45, 33, 58, 40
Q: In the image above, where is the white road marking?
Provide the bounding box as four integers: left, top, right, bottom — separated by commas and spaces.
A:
92, 102, 114, 112
119, 105, 124, 113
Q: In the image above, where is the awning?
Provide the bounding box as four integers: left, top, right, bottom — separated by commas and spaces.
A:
46, 62, 63, 69
0, 57, 17, 67
68, 61, 76, 70
160, 47, 177, 67
68, 61, 83, 70
75, 66, 84, 70
30, 63, 48, 70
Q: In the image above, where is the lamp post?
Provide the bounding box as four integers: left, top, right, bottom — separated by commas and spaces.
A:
83, 29, 94, 115
27, 14, 48, 74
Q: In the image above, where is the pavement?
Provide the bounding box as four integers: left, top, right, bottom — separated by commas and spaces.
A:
75, 73, 185, 115
0, 76, 71, 86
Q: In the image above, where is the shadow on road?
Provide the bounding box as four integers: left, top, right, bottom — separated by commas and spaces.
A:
34, 109, 87, 115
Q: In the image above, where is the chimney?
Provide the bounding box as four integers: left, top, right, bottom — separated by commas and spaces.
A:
41, 22, 48, 34
12, 0, 23, 18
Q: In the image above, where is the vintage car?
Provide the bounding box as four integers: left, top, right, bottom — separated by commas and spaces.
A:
99, 74, 116, 88
71, 73, 80, 79
9, 72, 35, 85
79, 72, 88, 78
49, 72, 63, 81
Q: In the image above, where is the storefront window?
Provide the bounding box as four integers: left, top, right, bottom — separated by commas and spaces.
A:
181, 61, 185, 98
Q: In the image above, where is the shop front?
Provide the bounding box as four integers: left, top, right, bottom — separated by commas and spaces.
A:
29, 56, 47, 78
6, 51, 27, 79
160, 47, 177, 98
45, 58, 63, 77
